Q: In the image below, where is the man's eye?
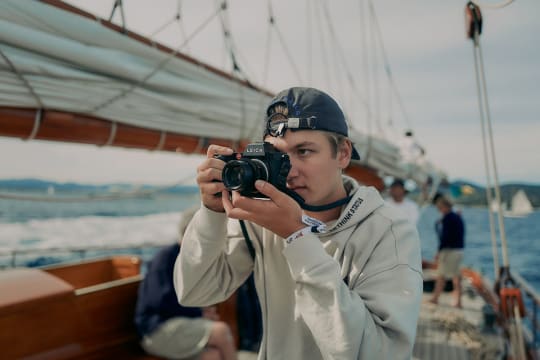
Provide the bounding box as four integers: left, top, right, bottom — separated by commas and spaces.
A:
298, 148, 312, 156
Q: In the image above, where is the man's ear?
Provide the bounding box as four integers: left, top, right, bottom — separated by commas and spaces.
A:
338, 140, 352, 168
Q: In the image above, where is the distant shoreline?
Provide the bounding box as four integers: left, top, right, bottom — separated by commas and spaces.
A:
1, 178, 539, 208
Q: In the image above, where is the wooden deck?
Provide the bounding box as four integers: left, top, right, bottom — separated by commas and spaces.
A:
414, 273, 505, 359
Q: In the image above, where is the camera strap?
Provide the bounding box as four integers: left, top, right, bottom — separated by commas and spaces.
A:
287, 189, 352, 212
238, 194, 352, 261
239, 220, 256, 260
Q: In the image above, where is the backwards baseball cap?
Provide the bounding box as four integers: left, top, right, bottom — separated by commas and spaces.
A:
264, 87, 361, 160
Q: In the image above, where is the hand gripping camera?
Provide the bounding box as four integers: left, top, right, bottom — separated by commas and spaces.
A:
216, 142, 291, 198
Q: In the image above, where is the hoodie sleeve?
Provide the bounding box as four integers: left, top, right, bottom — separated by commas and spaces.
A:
174, 205, 254, 307
283, 216, 422, 360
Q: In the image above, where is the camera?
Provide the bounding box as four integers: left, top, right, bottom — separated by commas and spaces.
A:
216, 142, 291, 198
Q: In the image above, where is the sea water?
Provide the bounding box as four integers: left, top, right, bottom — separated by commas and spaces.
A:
1, 192, 537, 286
418, 205, 540, 291
1, 192, 538, 295
0, 191, 201, 267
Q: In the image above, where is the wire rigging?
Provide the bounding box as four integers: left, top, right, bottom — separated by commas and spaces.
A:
471, 0, 515, 9
317, 0, 345, 105
0, 50, 44, 109
368, 2, 383, 137
312, 1, 331, 92
175, 0, 190, 53
367, 0, 412, 130
267, 2, 304, 84
244, 0, 276, 142
89, 4, 223, 114
318, 0, 371, 131
358, 0, 373, 136
306, 0, 312, 85
108, 0, 126, 31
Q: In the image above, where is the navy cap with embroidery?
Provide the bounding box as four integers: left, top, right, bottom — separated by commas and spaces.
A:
264, 87, 360, 160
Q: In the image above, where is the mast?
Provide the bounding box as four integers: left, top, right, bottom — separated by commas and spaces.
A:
466, 3, 527, 359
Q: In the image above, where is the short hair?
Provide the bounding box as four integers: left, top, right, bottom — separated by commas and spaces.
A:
435, 195, 453, 208
324, 132, 347, 158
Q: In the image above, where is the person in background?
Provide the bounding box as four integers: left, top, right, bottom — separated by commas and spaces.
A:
135, 208, 237, 360
386, 178, 420, 225
399, 130, 426, 165
429, 195, 465, 308
176, 87, 422, 359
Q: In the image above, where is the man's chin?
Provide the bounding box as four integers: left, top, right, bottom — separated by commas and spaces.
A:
291, 187, 309, 199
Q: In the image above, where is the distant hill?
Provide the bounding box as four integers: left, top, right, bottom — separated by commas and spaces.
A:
1, 178, 538, 207
433, 180, 540, 208
0, 178, 199, 195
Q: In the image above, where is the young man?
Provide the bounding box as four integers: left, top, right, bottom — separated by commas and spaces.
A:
175, 87, 422, 359
429, 195, 465, 308
386, 178, 420, 225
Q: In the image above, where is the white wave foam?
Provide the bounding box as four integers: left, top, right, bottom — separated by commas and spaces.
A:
0, 211, 184, 251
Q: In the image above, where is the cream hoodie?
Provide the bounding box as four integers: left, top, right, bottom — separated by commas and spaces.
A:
175, 176, 422, 360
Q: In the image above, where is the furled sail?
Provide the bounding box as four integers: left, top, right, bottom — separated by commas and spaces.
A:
0, 0, 444, 188
0, 0, 270, 147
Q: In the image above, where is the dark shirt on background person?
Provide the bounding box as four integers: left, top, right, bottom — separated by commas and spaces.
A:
436, 211, 464, 250
135, 243, 202, 337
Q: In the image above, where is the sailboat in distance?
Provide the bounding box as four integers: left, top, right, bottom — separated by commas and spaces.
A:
490, 199, 507, 213
504, 189, 534, 218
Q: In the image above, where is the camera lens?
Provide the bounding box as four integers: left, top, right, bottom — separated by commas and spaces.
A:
222, 159, 268, 194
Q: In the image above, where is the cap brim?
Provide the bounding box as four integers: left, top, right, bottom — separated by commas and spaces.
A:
351, 145, 361, 161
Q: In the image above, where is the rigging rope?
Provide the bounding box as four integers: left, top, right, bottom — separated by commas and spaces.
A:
472, 29, 510, 268
471, 0, 515, 9
108, 0, 126, 31
306, 0, 312, 85
215, 0, 250, 141
369, 6, 383, 137
316, 0, 373, 134
368, 0, 412, 131
149, 14, 178, 39
89, 5, 224, 114
318, 0, 346, 106
472, 35, 500, 280
0, 50, 45, 109
216, 0, 256, 82
0, 173, 196, 202
245, 0, 275, 142
268, 2, 304, 84
359, 0, 373, 136
312, 1, 331, 92
468, 5, 526, 357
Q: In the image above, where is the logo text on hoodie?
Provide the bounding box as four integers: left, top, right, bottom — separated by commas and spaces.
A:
332, 197, 363, 230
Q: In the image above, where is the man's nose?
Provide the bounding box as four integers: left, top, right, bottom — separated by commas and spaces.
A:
286, 158, 299, 180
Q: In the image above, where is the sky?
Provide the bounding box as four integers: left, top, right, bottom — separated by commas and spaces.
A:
0, 0, 539, 186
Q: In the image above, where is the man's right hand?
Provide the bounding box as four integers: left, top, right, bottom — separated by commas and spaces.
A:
196, 145, 234, 212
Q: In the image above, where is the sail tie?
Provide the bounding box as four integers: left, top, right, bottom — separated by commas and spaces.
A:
153, 131, 167, 151
102, 122, 118, 147
26, 109, 43, 141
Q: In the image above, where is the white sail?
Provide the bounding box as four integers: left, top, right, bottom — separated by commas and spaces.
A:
504, 189, 533, 217
490, 199, 507, 213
